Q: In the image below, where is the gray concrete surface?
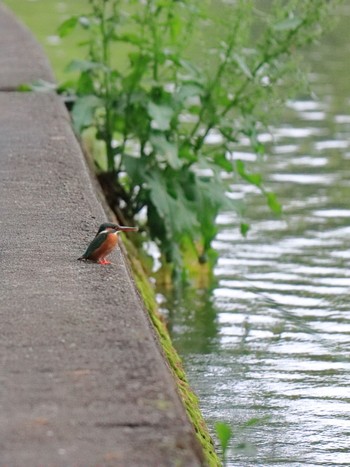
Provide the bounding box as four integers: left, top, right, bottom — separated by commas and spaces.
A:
0, 5, 204, 466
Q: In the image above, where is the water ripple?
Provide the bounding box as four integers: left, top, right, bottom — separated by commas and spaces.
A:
168, 16, 350, 466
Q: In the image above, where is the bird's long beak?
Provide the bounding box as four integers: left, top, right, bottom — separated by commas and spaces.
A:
116, 225, 138, 232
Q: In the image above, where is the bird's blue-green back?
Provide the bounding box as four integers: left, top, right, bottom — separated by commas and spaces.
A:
82, 232, 108, 259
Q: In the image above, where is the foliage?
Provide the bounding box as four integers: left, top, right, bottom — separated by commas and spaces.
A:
215, 421, 232, 465
215, 416, 270, 465
58, 0, 337, 278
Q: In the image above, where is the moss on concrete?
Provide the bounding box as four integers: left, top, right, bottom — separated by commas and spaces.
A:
122, 236, 221, 467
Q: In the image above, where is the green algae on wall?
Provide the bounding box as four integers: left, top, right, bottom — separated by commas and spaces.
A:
122, 236, 221, 467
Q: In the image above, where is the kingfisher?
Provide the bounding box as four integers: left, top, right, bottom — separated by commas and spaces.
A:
78, 222, 138, 265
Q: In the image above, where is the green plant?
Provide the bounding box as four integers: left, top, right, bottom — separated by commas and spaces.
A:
215, 421, 232, 466
58, 0, 338, 279
215, 416, 270, 465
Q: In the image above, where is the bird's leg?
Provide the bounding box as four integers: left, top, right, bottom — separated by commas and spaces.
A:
97, 258, 111, 265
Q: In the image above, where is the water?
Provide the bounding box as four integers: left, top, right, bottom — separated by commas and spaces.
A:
160, 7, 350, 467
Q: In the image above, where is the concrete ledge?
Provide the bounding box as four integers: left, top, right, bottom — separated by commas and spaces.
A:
0, 5, 204, 466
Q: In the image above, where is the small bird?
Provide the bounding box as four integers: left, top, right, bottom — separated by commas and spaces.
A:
78, 222, 138, 265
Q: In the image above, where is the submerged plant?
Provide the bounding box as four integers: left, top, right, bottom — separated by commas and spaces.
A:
58, 0, 338, 279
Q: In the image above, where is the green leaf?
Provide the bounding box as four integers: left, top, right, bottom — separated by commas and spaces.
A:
76, 71, 95, 95
236, 160, 262, 187
266, 192, 282, 215
150, 133, 181, 170
146, 171, 199, 238
17, 79, 57, 93
273, 17, 303, 31
170, 14, 182, 40
123, 54, 151, 90
65, 60, 103, 73
123, 155, 148, 185
196, 171, 234, 212
114, 32, 143, 46
57, 16, 78, 38
147, 102, 174, 131
179, 143, 197, 163
253, 141, 265, 155
193, 172, 236, 250
240, 223, 250, 237
232, 53, 253, 79
71, 95, 101, 132
176, 82, 204, 102
213, 153, 233, 172
215, 422, 232, 457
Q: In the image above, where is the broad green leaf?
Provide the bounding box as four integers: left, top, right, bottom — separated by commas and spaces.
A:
146, 171, 199, 238
147, 102, 174, 131
273, 17, 303, 31
150, 133, 181, 169
266, 192, 282, 215
76, 71, 95, 95
146, 174, 171, 225
57, 16, 78, 38
193, 173, 236, 250
196, 173, 234, 212
123, 155, 148, 185
123, 55, 151, 90
72, 95, 101, 132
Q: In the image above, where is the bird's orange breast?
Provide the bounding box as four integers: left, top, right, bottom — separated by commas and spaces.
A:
90, 232, 118, 261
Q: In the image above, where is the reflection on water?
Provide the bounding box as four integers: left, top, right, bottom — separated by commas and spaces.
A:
161, 6, 350, 467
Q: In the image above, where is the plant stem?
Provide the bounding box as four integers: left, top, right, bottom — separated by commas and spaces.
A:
184, 10, 244, 152
100, 1, 114, 173
191, 17, 307, 154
